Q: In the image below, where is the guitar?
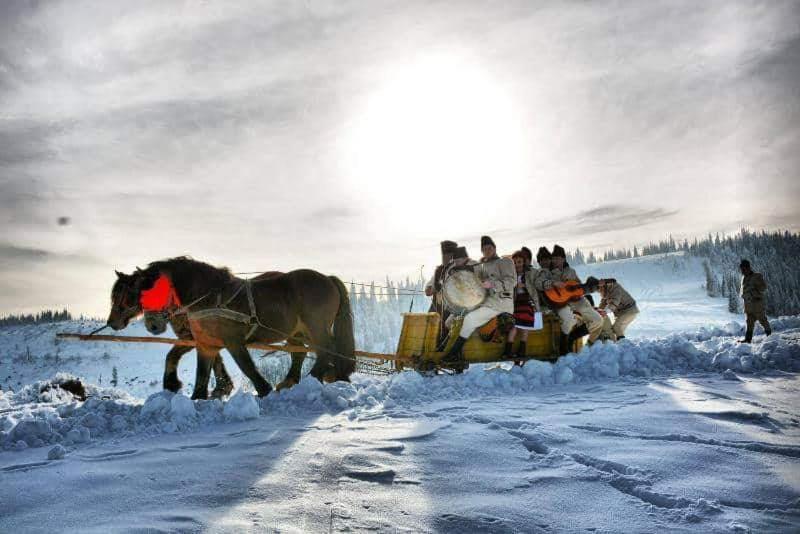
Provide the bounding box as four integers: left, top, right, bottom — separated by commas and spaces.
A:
544, 281, 590, 307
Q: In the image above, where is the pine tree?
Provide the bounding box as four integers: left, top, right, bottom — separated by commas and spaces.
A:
111, 366, 119, 387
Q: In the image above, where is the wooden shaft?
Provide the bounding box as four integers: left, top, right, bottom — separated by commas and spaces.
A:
55, 332, 410, 363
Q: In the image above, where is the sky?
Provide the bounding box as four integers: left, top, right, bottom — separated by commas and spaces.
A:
1, 0, 799, 316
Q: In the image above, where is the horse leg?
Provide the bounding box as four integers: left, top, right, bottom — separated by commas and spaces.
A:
191, 345, 216, 400
163, 345, 193, 392
210, 352, 234, 398
226, 342, 272, 397
276, 337, 306, 391
165, 316, 194, 392
306, 327, 337, 383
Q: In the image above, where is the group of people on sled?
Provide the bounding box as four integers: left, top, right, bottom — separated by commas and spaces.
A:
424, 236, 639, 365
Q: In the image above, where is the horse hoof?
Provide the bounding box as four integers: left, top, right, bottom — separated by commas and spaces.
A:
190, 391, 208, 400
256, 385, 272, 398
164, 379, 183, 393
210, 388, 229, 399
322, 371, 337, 383
275, 379, 297, 391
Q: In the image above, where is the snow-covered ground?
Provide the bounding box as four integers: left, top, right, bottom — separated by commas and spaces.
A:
1, 252, 799, 533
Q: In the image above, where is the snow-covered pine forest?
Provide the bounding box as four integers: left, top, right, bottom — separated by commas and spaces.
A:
562, 229, 800, 316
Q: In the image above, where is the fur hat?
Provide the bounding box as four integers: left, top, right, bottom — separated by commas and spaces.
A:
453, 246, 468, 259
440, 240, 458, 254
520, 246, 533, 262
552, 244, 566, 258
740, 258, 751, 269
511, 250, 526, 260
536, 246, 552, 262
480, 235, 496, 248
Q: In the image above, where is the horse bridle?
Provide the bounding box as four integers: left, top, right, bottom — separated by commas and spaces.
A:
112, 279, 142, 321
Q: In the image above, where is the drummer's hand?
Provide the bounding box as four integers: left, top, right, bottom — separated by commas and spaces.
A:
553, 281, 566, 289
481, 281, 494, 289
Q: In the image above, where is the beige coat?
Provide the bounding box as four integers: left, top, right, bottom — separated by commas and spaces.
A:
599, 282, 638, 314
532, 268, 553, 292
740, 272, 767, 309
550, 265, 580, 283
476, 256, 516, 313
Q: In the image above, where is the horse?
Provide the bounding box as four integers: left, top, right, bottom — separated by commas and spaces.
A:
107, 269, 236, 398
142, 271, 311, 396
109, 257, 355, 399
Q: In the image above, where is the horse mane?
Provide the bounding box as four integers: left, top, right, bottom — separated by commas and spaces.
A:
139, 256, 236, 301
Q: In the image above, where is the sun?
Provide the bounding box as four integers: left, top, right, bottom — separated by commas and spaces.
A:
340, 52, 528, 237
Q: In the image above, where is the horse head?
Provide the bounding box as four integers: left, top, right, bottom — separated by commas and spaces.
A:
143, 311, 170, 335
108, 266, 180, 333
107, 269, 144, 330
139, 272, 183, 335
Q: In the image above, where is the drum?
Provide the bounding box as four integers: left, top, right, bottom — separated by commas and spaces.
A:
442, 268, 487, 313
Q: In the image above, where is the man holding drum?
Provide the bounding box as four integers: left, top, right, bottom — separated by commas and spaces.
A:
425, 240, 459, 344
442, 236, 516, 365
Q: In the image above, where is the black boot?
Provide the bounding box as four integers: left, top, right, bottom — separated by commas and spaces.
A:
559, 333, 570, 355
442, 336, 467, 365
515, 341, 527, 358
502, 341, 513, 359
568, 324, 589, 345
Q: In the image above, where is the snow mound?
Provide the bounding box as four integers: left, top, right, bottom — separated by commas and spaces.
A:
1, 319, 798, 451
223, 391, 259, 421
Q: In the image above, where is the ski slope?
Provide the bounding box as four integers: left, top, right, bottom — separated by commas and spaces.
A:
1, 252, 799, 533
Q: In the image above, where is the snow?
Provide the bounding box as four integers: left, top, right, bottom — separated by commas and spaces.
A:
223, 390, 259, 421
1, 252, 799, 532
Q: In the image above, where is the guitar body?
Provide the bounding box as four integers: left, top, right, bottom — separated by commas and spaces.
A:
544, 281, 586, 307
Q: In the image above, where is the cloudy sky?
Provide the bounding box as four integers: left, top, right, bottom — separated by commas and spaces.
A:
1, 0, 799, 316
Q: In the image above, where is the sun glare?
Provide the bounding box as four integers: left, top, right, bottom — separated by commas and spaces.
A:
341, 53, 528, 237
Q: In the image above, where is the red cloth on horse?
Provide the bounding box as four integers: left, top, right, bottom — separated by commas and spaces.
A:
139, 274, 181, 311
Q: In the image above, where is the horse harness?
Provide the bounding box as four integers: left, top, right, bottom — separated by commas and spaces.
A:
172, 279, 262, 342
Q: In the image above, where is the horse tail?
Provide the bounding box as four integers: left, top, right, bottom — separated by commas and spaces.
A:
329, 275, 356, 379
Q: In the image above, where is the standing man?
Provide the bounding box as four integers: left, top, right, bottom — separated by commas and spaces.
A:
425, 240, 459, 344
442, 236, 516, 364
550, 245, 603, 349
739, 259, 771, 343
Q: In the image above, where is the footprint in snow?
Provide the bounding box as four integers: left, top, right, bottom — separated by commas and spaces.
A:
79, 449, 140, 461
2, 460, 51, 472
179, 442, 220, 449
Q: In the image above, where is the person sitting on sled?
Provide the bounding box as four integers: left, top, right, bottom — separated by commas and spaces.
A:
546, 245, 603, 350
442, 237, 515, 365
503, 250, 541, 360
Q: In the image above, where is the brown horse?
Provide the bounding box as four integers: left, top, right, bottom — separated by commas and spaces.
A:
107, 270, 235, 398
109, 257, 355, 399
142, 271, 310, 396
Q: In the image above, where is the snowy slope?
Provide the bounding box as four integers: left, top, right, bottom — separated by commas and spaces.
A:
1, 252, 799, 533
